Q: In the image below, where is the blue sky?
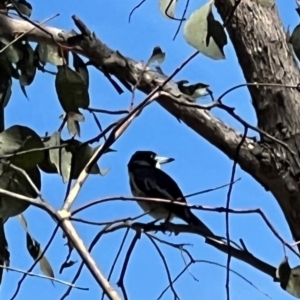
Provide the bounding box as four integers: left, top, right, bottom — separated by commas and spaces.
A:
1, 0, 299, 299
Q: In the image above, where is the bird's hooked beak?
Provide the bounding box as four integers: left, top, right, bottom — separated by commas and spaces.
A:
155, 156, 175, 168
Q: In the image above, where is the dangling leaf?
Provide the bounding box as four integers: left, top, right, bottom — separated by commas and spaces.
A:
38, 132, 113, 182
38, 133, 60, 174
26, 232, 54, 279
0, 74, 12, 108
17, 41, 36, 87
0, 50, 19, 79
184, 0, 227, 60
0, 125, 45, 169
38, 132, 77, 181
65, 112, 85, 137
159, 0, 177, 19
0, 165, 41, 219
55, 66, 90, 113
39, 252, 55, 280
26, 232, 40, 259
17, 41, 36, 99
0, 37, 23, 64
7, 0, 32, 17
73, 53, 89, 88
35, 43, 64, 66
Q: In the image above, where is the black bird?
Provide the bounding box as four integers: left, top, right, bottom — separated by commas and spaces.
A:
176, 80, 211, 99
128, 150, 213, 236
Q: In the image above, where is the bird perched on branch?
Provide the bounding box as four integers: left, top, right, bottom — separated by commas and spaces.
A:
176, 80, 212, 100
127, 150, 213, 236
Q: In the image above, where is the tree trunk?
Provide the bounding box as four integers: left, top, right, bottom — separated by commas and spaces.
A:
215, 0, 300, 244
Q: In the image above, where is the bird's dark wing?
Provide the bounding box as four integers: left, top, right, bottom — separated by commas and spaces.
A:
131, 166, 213, 236
131, 166, 185, 202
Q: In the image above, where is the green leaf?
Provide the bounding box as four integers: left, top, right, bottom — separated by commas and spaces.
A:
73, 53, 89, 88
55, 66, 90, 113
0, 125, 45, 169
38, 132, 113, 182
0, 37, 23, 64
23, 218, 54, 279
39, 252, 55, 279
65, 112, 85, 137
0, 165, 41, 219
0, 50, 19, 79
159, 0, 177, 19
35, 43, 64, 66
8, 0, 32, 17
27, 233, 54, 278
26, 232, 40, 259
183, 0, 227, 60
17, 41, 36, 87
0, 74, 12, 108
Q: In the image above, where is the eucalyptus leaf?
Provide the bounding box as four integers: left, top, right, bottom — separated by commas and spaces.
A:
0, 37, 23, 64
17, 41, 36, 87
26, 232, 40, 259
38, 134, 60, 174
66, 112, 85, 137
38, 132, 112, 182
7, 0, 32, 17
0, 74, 12, 108
73, 53, 89, 87
39, 253, 55, 279
0, 125, 44, 169
0, 165, 41, 220
36, 43, 63, 66
55, 66, 90, 113
183, 0, 227, 60
0, 50, 18, 80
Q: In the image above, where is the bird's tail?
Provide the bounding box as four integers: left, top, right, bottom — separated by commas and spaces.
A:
178, 208, 214, 237
0, 221, 9, 284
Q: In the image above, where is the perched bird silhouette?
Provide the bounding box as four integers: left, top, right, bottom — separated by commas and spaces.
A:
176, 80, 211, 100
128, 150, 213, 236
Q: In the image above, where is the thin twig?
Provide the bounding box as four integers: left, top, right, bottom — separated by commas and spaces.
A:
101, 229, 130, 300
117, 233, 140, 300
1, 264, 88, 290
146, 234, 180, 299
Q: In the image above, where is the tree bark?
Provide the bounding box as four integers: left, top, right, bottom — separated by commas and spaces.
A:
214, 0, 300, 243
